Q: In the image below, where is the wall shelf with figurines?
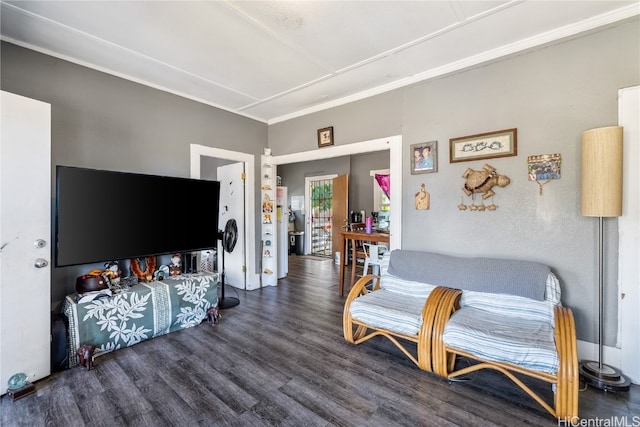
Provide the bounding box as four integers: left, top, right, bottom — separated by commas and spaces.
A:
261, 151, 277, 286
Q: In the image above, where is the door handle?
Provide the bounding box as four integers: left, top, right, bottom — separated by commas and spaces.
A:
34, 258, 49, 268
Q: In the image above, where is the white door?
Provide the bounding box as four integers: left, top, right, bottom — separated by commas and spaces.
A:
0, 91, 51, 389
618, 85, 640, 383
276, 186, 287, 278
217, 162, 245, 289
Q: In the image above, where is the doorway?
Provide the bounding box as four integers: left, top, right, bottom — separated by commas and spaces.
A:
271, 135, 403, 277
191, 136, 402, 290
305, 174, 337, 257
190, 145, 259, 290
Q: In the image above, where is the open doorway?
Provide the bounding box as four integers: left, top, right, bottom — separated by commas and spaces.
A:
191, 136, 402, 290
270, 135, 403, 277
190, 145, 259, 290
305, 174, 337, 257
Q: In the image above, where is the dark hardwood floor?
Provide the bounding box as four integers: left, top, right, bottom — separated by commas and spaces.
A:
2, 256, 638, 426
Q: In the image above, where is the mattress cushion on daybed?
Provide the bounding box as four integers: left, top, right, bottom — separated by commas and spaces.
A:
442, 307, 559, 374
378, 252, 438, 298
387, 250, 551, 301
458, 272, 560, 327
350, 289, 429, 336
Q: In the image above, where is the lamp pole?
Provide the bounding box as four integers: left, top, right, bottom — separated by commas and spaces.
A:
578, 126, 629, 392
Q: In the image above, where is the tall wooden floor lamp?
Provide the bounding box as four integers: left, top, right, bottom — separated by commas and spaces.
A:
579, 126, 630, 391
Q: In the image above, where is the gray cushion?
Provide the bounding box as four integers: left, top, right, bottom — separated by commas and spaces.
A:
387, 250, 550, 301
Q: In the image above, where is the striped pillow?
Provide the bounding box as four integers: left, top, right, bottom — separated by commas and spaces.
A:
350, 289, 427, 335
460, 272, 561, 326
443, 307, 559, 374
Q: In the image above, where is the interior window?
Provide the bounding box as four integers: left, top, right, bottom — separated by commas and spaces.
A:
371, 169, 390, 211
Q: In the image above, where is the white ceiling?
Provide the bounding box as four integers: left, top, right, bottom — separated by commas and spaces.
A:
1, 1, 638, 124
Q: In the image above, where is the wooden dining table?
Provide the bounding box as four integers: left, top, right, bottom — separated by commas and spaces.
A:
338, 229, 390, 296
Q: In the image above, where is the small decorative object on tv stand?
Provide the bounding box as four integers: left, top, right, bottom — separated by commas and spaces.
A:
7, 373, 35, 401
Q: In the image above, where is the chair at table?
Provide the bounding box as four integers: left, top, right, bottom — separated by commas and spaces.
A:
362, 243, 388, 277
349, 222, 368, 288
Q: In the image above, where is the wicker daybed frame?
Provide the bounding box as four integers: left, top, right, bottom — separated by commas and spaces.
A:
432, 304, 579, 420
344, 270, 579, 420
343, 274, 461, 373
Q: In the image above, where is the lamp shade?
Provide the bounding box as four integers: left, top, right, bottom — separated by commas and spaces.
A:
581, 126, 623, 217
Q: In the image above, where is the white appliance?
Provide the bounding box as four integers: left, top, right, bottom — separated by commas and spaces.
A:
276, 186, 288, 279
377, 210, 390, 230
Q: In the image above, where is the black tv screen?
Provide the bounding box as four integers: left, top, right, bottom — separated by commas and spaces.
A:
55, 166, 220, 267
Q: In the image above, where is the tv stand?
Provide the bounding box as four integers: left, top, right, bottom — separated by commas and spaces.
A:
63, 272, 218, 367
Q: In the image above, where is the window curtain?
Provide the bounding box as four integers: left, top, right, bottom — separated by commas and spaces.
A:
375, 173, 390, 199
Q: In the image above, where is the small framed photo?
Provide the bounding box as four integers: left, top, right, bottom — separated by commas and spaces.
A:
449, 128, 517, 163
317, 126, 334, 147
410, 141, 438, 174
528, 153, 561, 181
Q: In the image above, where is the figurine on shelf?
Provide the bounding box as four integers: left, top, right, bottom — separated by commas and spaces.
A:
130, 257, 156, 282
169, 253, 182, 276
262, 195, 273, 213
206, 306, 221, 325
77, 344, 96, 371
153, 265, 168, 281
103, 261, 121, 286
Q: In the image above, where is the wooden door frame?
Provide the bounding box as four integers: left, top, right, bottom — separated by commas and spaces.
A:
190, 135, 402, 291
331, 174, 349, 260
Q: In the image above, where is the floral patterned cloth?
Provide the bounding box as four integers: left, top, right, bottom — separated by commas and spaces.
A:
63, 272, 218, 367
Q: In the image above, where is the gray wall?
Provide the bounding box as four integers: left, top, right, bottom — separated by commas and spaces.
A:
267, 20, 640, 345
277, 156, 350, 232
201, 157, 238, 181
1, 41, 268, 303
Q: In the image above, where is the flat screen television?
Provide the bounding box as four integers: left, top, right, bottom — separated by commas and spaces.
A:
55, 166, 220, 267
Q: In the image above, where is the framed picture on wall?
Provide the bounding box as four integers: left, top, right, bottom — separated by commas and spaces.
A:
410, 141, 438, 174
449, 128, 517, 163
317, 127, 334, 147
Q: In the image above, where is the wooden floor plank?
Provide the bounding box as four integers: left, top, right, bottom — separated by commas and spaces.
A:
1, 256, 638, 426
